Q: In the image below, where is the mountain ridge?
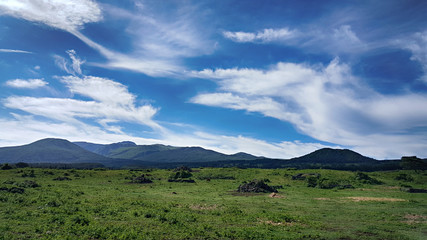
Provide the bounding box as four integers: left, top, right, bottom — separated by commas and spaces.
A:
0, 138, 399, 171
0, 138, 109, 164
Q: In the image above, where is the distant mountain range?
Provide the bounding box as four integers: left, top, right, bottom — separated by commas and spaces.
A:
0, 138, 409, 170
74, 141, 260, 162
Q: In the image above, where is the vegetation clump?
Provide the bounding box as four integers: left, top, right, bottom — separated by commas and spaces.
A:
168, 170, 195, 183
131, 174, 153, 184
18, 180, 40, 188
237, 179, 278, 193
173, 166, 193, 172
1, 163, 13, 170
53, 176, 72, 181
354, 172, 382, 185
395, 173, 414, 182
21, 170, 36, 178
292, 173, 321, 180
0, 186, 25, 194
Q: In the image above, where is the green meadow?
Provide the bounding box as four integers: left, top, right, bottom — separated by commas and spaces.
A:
1, 167, 426, 239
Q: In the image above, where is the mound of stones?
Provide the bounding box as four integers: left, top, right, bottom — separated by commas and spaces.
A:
237, 179, 278, 193
131, 174, 153, 184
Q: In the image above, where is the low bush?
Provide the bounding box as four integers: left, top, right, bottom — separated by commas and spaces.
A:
395, 173, 414, 182
53, 176, 72, 181
1, 164, 13, 170
354, 172, 382, 185
18, 180, 40, 188
131, 174, 153, 184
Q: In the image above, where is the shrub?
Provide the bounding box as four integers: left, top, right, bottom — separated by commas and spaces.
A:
21, 170, 35, 178
292, 173, 321, 180
354, 172, 382, 185
173, 166, 193, 172
71, 215, 90, 226
18, 180, 40, 188
53, 176, 72, 181
168, 170, 195, 182
1, 164, 13, 170
0, 187, 25, 194
131, 174, 153, 184
395, 173, 414, 182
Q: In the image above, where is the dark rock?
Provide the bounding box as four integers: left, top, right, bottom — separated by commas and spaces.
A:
131, 174, 153, 184
238, 179, 278, 193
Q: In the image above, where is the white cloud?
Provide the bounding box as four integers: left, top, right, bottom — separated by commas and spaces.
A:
0, 0, 184, 77
61, 75, 135, 107
223, 28, 297, 43
402, 30, 427, 82
54, 49, 85, 76
191, 59, 427, 159
0, 0, 102, 31
333, 25, 361, 44
223, 25, 366, 55
0, 48, 32, 54
66, 50, 84, 75
3, 73, 162, 131
0, 114, 159, 148
5, 78, 48, 88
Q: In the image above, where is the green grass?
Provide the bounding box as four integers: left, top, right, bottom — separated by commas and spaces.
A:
1, 168, 426, 239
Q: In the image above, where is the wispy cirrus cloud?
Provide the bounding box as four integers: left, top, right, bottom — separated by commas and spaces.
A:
54, 50, 85, 76
0, 48, 32, 54
5, 78, 48, 89
223, 25, 366, 55
191, 59, 427, 158
223, 28, 297, 43
0, 0, 216, 77
0, 0, 186, 77
400, 30, 427, 82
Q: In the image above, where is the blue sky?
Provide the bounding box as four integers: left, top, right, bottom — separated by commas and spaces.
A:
1, 0, 427, 159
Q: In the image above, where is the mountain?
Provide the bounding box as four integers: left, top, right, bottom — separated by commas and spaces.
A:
0, 138, 109, 164
0, 139, 404, 171
74, 141, 137, 156
290, 148, 377, 164
76, 142, 261, 163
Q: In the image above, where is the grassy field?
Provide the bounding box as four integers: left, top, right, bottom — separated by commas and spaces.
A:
0, 167, 426, 239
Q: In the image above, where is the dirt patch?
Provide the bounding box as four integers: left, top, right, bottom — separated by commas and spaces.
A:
343, 197, 407, 202
403, 214, 427, 224
269, 192, 284, 198
258, 219, 295, 226
190, 204, 218, 210
230, 191, 264, 197
314, 197, 331, 201
383, 186, 400, 190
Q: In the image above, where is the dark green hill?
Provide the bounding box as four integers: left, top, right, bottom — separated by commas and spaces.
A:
75, 141, 260, 163
106, 145, 259, 163
0, 138, 109, 164
290, 148, 376, 164
74, 141, 137, 156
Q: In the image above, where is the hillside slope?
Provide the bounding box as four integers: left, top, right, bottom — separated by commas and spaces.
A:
0, 138, 109, 164
290, 148, 376, 164
76, 141, 261, 163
